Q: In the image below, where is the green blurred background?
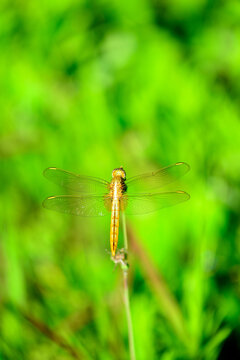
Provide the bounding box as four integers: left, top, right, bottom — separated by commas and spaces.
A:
0, 0, 240, 359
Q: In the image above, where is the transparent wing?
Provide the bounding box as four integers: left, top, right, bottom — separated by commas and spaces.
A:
121, 191, 190, 215
126, 162, 190, 193
42, 195, 112, 217
43, 167, 110, 194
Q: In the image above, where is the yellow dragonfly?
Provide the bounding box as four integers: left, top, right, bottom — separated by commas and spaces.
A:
43, 162, 190, 257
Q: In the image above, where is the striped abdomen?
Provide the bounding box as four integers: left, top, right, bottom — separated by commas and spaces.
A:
110, 199, 120, 256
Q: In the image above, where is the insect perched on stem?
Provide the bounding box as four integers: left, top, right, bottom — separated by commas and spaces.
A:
43, 162, 190, 257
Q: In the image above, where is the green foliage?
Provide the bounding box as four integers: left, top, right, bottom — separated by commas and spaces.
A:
0, 0, 240, 359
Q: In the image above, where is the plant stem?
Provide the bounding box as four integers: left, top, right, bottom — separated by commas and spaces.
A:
122, 211, 128, 251
121, 213, 136, 360
127, 225, 190, 350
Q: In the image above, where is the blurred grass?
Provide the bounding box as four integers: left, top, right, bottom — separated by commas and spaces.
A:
0, 0, 240, 359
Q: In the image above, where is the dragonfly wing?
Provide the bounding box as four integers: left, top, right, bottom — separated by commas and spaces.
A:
43, 195, 112, 217
122, 191, 190, 215
126, 162, 190, 193
43, 167, 110, 194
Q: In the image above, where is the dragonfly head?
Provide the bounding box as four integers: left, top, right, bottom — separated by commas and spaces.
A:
112, 167, 126, 180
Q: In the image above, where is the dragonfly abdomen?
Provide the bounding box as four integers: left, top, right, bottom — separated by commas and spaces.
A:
110, 199, 120, 256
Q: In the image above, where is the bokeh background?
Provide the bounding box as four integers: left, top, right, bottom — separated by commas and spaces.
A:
1, 1, 240, 359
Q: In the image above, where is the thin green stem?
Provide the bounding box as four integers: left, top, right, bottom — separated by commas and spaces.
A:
122, 211, 128, 251
121, 213, 136, 360
128, 226, 191, 350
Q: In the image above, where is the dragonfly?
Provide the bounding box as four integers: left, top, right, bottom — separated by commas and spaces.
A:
43, 162, 190, 257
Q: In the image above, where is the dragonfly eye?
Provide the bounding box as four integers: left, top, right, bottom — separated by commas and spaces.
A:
112, 168, 126, 180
